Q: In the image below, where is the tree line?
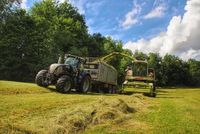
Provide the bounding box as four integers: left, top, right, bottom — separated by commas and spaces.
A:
0, 0, 200, 86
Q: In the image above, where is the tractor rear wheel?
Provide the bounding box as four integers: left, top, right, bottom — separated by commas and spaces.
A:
35, 70, 48, 87
56, 75, 72, 93
79, 76, 91, 93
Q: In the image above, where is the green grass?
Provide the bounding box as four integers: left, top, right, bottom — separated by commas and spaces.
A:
0, 80, 200, 134
136, 89, 200, 134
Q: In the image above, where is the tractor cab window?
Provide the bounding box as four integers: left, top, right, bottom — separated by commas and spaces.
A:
64, 57, 79, 68
132, 62, 147, 77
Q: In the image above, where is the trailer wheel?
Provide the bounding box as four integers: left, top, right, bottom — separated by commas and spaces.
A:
35, 70, 48, 87
109, 86, 116, 94
97, 85, 103, 93
113, 86, 118, 94
80, 76, 91, 93
56, 75, 72, 93
109, 88, 113, 94
112, 89, 117, 94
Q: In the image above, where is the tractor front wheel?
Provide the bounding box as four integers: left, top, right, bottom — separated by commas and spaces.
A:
56, 75, 72, 93
35, 70, 49, 87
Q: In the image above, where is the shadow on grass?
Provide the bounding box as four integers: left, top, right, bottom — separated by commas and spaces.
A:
156, 90, 183, 98
121, 91, 153, 97
158, 87, 177, 89
157, 93, 170, 95
47, 87, 117, 96
46, 87, 183, 98
46, 87, 161, 97
156, 90, 184, 98
122, 89, 184, 98
157, 90, 169, 93
159, 87, 200, 89
122, 91, 145, 95
156, 96, 184, 98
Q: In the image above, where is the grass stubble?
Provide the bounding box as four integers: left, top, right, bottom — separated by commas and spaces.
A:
0, 81, 200, 134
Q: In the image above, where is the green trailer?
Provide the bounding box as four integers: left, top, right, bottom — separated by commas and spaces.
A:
89, 52, 157, 97
84, 58, 118, 93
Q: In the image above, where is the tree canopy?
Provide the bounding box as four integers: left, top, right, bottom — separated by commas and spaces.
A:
0, 0, 200, 86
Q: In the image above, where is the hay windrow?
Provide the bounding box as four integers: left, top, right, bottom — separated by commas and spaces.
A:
49, 97, 141, 134
0, 123, 39, 134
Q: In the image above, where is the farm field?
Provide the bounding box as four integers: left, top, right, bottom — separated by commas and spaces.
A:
0, 80, 200, 134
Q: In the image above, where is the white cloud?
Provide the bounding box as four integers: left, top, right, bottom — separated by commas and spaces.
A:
144, 5, 165, 19
180, 49, 200, 61
68, 0, 104, 15
121, 1, 141, 29
68, 0, 89, 14
20, 0, 27, 9
58, 0, 66, 3
124, 0, 200, 61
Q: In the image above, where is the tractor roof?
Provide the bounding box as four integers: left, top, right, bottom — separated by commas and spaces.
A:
65, 54, 86, 62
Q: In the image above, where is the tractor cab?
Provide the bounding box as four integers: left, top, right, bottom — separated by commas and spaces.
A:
125, 60, 155, 82
132, 61, 148, 77
57, 54, 86, 73
63, 54, 86, 72
123, 60, 156, 97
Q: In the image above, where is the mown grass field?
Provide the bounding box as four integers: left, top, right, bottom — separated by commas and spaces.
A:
0, 80, 200, 134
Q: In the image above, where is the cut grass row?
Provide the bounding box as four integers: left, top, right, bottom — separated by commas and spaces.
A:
0, 80, 200, 134
0, 81, 50, 94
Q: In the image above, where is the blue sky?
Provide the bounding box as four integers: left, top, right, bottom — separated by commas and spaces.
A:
24, 0, 186, 43
70, 0, 186, 43
23, 0, 200, 61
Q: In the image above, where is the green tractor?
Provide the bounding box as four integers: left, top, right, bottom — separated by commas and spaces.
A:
124, 60, 156, 97
35, 54, 91, 93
